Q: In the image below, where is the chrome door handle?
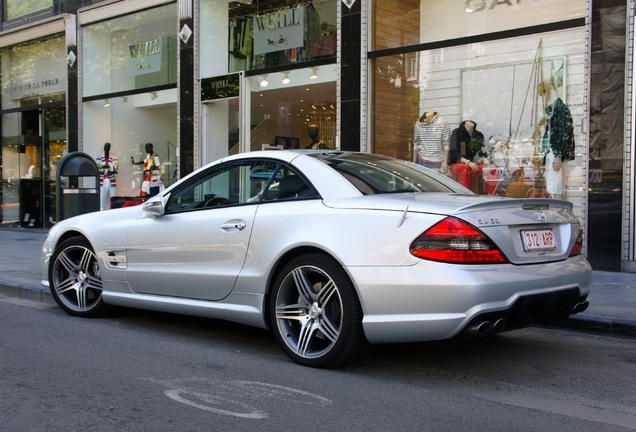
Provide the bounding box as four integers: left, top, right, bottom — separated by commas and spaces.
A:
221, 221, 246, 230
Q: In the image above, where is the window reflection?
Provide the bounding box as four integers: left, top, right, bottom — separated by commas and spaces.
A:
229, 0, 337, 72
372, 30, 585, 209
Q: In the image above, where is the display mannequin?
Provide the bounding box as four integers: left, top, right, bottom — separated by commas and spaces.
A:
95, 142, 119, 210
131, 143, 161, 196
413, 111, 450, 172
25, 165, 35, 179
306, 124, 327, 149
449, 120, 486, 189
542, 98, 575, 199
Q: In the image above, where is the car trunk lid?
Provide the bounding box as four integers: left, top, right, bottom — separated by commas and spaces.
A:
452, 199, 580, 264
324, 194, 580, 264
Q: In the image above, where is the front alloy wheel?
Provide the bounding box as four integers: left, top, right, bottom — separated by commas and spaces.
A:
49, 236, 106, 317
270, 254, 367, 368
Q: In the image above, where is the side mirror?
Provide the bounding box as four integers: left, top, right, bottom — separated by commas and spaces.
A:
142, 194, 168, 217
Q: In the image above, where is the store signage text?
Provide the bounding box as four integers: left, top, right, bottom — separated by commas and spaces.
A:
201, 74, 240, 101
8, 78, 61, 99
465, 0, 540, 13
254, 8, 301, 32
129, 38, 162, 59
128, 37, 163, 75
253, 6, 305, 55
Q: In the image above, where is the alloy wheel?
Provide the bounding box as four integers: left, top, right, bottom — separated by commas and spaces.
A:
275, 264, 343, 360
50, 238, 105, 316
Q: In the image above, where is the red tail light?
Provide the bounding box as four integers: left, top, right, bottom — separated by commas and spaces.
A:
569, 225, 582, 257
410, 217, 508, 264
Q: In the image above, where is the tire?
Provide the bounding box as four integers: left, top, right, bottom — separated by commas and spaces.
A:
269, 253, 368, 368
49, 236, 106, 317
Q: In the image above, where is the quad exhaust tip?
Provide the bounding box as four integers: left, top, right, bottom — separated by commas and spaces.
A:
465, 301, 588, 338
466, 318, 508, 337
571, 301, 589, 314
493, 318, 508, 332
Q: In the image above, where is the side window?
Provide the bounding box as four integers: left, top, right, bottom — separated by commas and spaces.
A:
164, 161, 282, 213
262, 167, 318, 202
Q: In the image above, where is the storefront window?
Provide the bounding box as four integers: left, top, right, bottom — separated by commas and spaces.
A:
373, 28, 586, 210
81, 91, 178, 208
371, 0, 588, 219
200, 0, 336, 77
4, 0, 52, 21
82, 4, 177, 97
81, 4, 178, 209
249, 66, 336, 152
229, 0, 336, 72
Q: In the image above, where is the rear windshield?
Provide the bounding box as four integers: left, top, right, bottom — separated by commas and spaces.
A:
311, 152, 470, 195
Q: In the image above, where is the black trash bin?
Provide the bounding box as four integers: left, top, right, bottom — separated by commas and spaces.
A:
56, 152, 100, 222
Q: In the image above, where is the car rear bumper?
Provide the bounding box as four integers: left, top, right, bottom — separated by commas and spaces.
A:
348, 255, 592, 344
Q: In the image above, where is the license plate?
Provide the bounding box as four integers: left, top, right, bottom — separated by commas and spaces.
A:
521, 229, 557, 251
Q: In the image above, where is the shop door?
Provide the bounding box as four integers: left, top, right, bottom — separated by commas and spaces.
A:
203, 97, 241, 165
0, 102, 66, 228
17, 109, 44, 228
42, 106, 67, 227
201, 73, 243, 166
17, 107, 66, 228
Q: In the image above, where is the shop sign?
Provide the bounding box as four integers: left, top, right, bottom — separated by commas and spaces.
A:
464, 0, 581, 13
201, 74, 240, 101
128, 37, 163, 76
7, 78, 63, 100
421, 0, 585, 43
3, 37, 66, 100
253, 6, 305, 55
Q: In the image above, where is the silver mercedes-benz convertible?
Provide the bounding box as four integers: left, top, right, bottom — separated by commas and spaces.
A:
42, 151, 591, 367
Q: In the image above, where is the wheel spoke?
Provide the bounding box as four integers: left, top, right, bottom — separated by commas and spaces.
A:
85, 274, 103, 291
317, 315, 339, 343
291, 268, 316, 303
296, 319, 318, 356
76, 283, 87, 310
78, 248, 94, 273
276, 303, 307, 321
317, 280, 337, 308
57, 251, 79, 275
55, 277, 78, 295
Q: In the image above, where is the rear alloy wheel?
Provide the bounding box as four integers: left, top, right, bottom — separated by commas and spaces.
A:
270, 254, 367, 368
49, 236, 106, 317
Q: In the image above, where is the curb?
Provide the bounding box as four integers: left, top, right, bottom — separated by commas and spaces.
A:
0, 284, 54, 304
555, 315, 636, 338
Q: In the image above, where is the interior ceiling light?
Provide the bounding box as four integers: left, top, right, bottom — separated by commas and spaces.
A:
120, 96, 128, 103
260, 75, 269, 87
103, 99, 111, 107
281, 73, 290, 84
309, 67, 318, 79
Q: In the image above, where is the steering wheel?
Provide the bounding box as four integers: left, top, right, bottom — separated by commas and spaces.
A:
202, 196, 234, 207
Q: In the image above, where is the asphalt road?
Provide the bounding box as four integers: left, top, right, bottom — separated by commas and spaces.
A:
1, 297, 634, 432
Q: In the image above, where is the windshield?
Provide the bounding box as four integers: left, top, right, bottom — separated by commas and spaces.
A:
311, 152, 470, 195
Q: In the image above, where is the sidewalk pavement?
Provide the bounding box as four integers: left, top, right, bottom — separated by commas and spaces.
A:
0, 228, 634, 338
